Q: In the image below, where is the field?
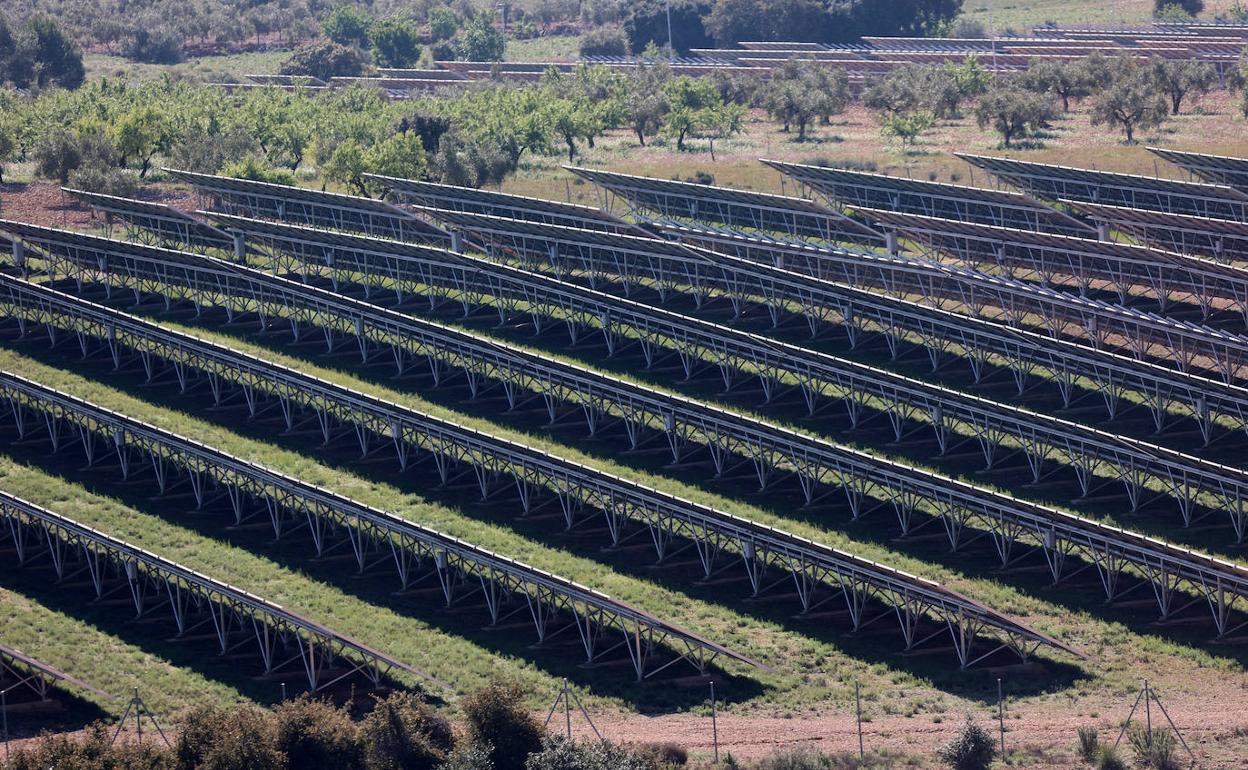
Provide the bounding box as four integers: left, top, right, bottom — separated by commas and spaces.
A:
4, 1, 1248, 766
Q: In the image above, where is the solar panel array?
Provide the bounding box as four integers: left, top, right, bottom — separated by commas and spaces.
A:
9, 144, 1248, 713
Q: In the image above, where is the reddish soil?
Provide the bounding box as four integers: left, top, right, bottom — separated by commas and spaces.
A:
580, 684, 1248, 764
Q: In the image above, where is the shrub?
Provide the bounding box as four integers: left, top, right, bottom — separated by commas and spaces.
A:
125, 27, 184, 64
1077, 726, 1100, 763
369, 19, 422, 68
524, 737, 659, 770
638, 742, 688, 765
68, 162, 139, 196
360, 691, 454, 770
175, 703, 284, 770
579, 26, 629, 57
281, 40, 369, 81
324, 4, 375, 46
4, 722, 172, 770
222, 156, 296, 185
428, 7, 459, 41
462, 679, 545, 770
456, 12, 507, 62
936, 717, 997, 770
33, 126, 83, 183
1154, 0, 1203, 17
1095, 746, 1128, 770
273, 696, 364, 770
1126, 724, 1180, 770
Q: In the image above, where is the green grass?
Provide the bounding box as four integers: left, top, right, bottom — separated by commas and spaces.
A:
3, 313, 1244, 723
505, 34, 582, 62
961, 0, 1159, 33
83, 50, 292, 84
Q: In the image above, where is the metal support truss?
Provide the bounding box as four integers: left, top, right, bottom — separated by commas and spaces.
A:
95, 216, 1248, 542
758, 159, 1095, 237
0, 490, 423, 693
63, 188, 234, 255
0, 268, 1071, 667
563, 166, 885, 248
4, 232, 1246, 649
862, 207, 1248, 335
0, 374, 756, 682
956, 153, 1248, 221
414, 206, 1248, 396
163, 169, 448, 244
0, 642, 110, 704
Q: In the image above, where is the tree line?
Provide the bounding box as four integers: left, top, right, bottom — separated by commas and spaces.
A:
858, 51, 1231, 148
0, 59, 747, 193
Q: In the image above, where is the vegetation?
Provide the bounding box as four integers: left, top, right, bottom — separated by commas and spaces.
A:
935, 717, 996, 770
1089, 56, 1171, 143
975, 80, 1056, 147
0, 13, 84, 90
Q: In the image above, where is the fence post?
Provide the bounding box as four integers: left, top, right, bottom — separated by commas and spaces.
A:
710, 681, 719, 763
997, 678, 1006, 760
855, 681, 864, 759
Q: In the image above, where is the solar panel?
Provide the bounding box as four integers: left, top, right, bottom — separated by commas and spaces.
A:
1149, 147, 1248, 193
957, 153, 1248, 221
164, 168, 448, 242
63, 188, 234, 253
763, 158, 1095, 236
365, 173, 642, 233
566, 166, 885, 247
1063, 198, 1248, 264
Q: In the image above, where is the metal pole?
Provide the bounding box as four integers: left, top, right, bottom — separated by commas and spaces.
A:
665, 0, 674, 61
710, 681, 719, 763
280, 682, 287, 702
135, 689, 142, 745
3, 688, 9, 762
1144, 680, 1152, 747
563, 679, 572, 739
855, 681, 864, 759
997, 678, 1006, 758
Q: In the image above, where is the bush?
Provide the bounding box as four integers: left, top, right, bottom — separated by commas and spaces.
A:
625, 0, 713, 54
281, 40, 369, 81
638, 742, 688, 765
462, 680, 545, 770
222, 156, 296, 185
456, 12, 507, 62
33, 126, 84, 183
274, 696, 364, 770
125, 27, 184, 64
175, 703, 284, 770
524, 737, 659, 770
1077, 726, 1100, 763
1095, 746, 1128, 770
369, 19, 422, 68
1126, 724, 1180, 770
429, 7, 460, 41
936, 717, 997, 770
1154, 0, 1203, 17
69, 162, 139, 196
579, 26, 629, 57
4, 722, 172, 770
360, 691, 455, 770
324, 4, 375, 46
